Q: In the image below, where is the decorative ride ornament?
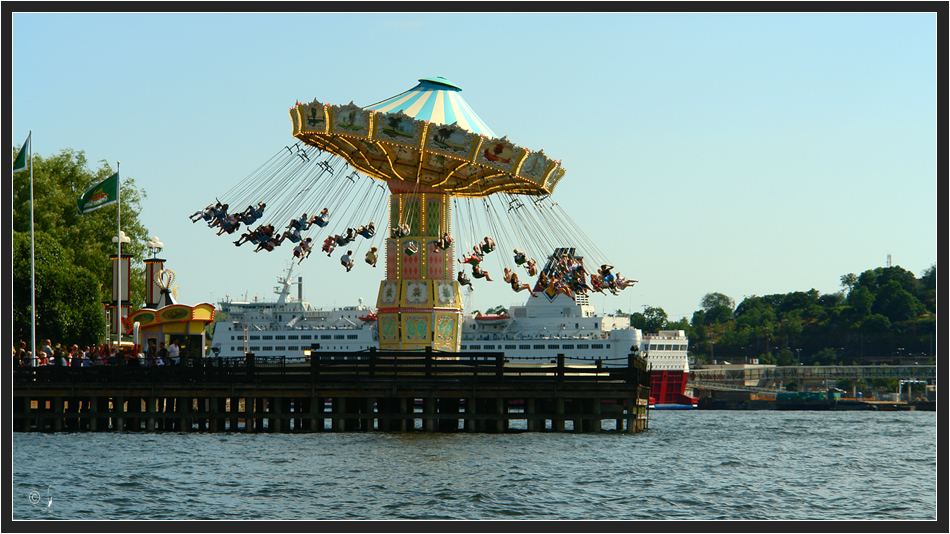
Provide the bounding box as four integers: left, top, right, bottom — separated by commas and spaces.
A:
155, 269, 176, 290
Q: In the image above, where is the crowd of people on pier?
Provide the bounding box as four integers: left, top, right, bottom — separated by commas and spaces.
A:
13, 338, 185, 368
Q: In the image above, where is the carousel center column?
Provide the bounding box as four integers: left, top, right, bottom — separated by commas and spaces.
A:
375, 180, 462, 352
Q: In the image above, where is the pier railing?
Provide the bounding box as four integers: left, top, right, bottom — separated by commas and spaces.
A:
13, 351, 648, 386
690, 365, 937, 390
13, 351, 651, 434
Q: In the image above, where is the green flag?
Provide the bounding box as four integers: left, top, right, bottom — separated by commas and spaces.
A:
13, 133, 30, 174
77, 172, 119, 214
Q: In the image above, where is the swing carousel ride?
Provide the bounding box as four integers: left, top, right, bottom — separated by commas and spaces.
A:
192, 77, 637, 352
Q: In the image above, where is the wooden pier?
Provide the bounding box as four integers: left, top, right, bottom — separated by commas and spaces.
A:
13, 351, 650, 433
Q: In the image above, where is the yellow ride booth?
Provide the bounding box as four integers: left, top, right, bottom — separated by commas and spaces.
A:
125, 261, 215, 362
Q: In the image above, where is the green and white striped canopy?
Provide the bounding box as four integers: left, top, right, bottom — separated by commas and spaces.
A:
291, 77, 566, 197
364, 77, 498, 138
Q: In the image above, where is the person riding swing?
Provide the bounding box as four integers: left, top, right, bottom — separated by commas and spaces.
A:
524, 257, 539, 277
513, 249, 527, 266
479, 236, 496, 254
357, 222, 376, 239
308, 208, 330, 229
434, 232, 453, 252
294, 238, 313, 264
457, 269, 473, 290
504, 268, 536, 297
365, 246, 379, 267
471, 263, 494, 281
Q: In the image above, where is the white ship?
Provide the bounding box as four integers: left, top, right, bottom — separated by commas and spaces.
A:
459, 288, 697, 409
211, 264, 696, 408
211, 264, 378, 358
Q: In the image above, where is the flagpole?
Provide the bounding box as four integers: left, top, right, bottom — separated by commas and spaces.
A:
28, 132, 35, 367
117, 161, 122, 350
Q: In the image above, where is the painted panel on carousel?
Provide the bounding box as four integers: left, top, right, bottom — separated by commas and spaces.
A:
378, 313, 399, 344
434, 281, 460, 308
328, 103, 371, 139
297, 100, 328, 134
418, 170, 445, 188
516, 149, 555, 182
402, 313, 431, 343
403, 197, 422, 235
427, 241, 449, 281
403, 280, 430, 307
425, 122, 479, 160
434, 313, 459, 344
546, 164, 566, 192
378, 280, 400, 308
386, 240, 398, 280
475, 136, 526, 174
401, 239, 421, 280
374, 111, 425, 148
425, 198, 444, 237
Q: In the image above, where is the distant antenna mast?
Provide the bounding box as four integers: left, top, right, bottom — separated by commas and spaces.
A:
887, 253, 892, 268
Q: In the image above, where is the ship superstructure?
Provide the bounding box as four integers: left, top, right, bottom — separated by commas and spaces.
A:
212, 262, 696, 408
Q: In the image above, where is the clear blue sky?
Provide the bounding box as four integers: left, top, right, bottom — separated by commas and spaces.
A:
11, 11, 937, 322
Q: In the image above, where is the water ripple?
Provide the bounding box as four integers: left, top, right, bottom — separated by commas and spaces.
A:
11, 411, 936, 520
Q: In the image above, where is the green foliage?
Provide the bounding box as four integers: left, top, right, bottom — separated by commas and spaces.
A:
13, 232, 105, 346
13, 148, 150, 306
872, 377, 899, 391
840, 273, 858, 293
872, 280, 924, 322
847, 286, 874, 317
666, 317, 690, 332
691, 263, 933, 364
642, 306, 668, 333
860, 314, 891, 333
12, 146, 150, 346
629, 312, 645, 330
699, 292, 734, 324
775, 348, 796, 366
811, 347, 840, 366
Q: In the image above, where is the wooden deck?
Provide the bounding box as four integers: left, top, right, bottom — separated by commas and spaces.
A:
13, 351, 651, 433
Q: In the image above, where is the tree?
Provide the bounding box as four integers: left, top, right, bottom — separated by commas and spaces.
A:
629, 312, 645, 330
856, 266, 920, 300
860, 314, 891, 333
12, 147, 150, 345
13, 232, 105, 346
642, 306, 668, 333
847, 286, 874, 318
775, 348, 796, 366
690, 309, 706, 327
840, 273, 858, 294
872, 280, 924, 323
919, 264, 936, 313
700, 292, 735, 324
812, 347, 839, 366
666, 317, 690, 333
